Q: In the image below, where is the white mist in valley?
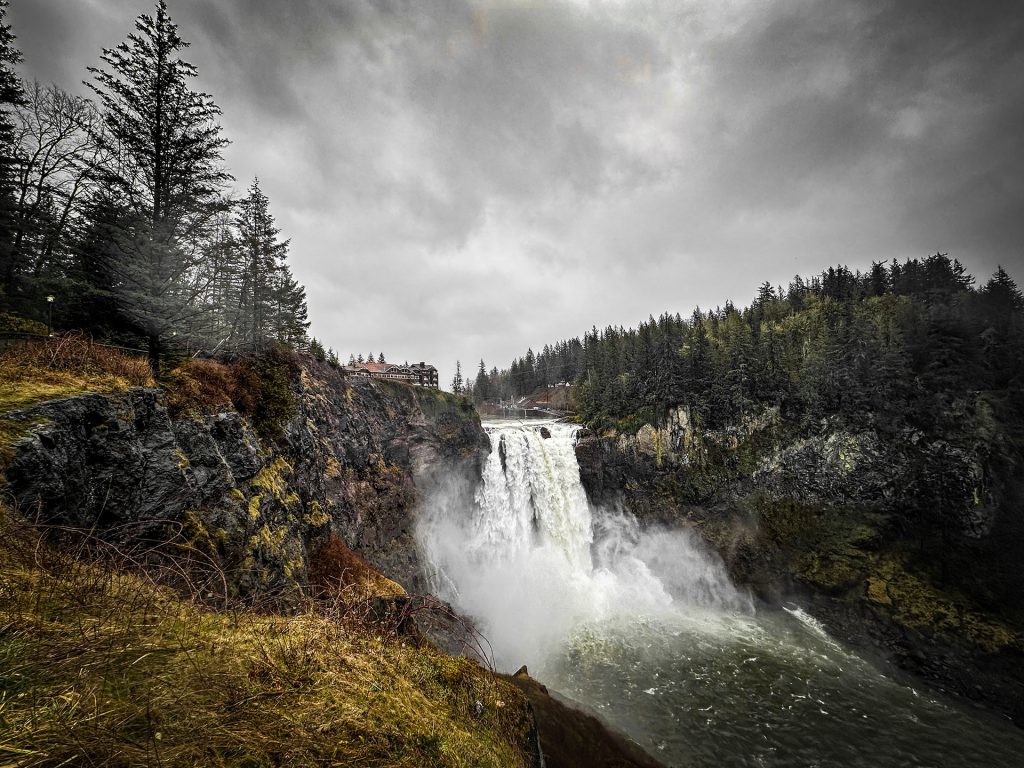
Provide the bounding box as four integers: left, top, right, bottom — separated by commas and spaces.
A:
418, 420, 1024, 767
417, 420, 751, 672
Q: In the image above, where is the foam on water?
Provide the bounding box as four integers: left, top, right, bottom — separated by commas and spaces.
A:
418, 419, 750, 670
416, 419, 1024, 767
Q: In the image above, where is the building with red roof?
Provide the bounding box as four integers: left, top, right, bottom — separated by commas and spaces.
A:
343, 360, 439, 388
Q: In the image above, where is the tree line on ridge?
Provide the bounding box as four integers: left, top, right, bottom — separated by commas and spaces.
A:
470, 255, 1024, 437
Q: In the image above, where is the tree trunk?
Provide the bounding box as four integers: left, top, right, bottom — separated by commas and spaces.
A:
148, 332, 161, 378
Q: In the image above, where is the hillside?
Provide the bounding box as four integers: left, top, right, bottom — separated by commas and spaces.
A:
0, 336, 665, 768
0, 503, 542, 767
486, 256, 1024, 722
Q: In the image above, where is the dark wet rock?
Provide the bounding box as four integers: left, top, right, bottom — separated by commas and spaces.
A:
575, 408, 1024, 727
573, 432, 607, 504
503, 670, 666, 768
1, 359, 489, 598
539, 426, 551, 439
366, 594, 487, 660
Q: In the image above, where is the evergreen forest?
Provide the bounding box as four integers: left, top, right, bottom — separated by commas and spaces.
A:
0, 1, 319, 372
476, 256, 1024, 440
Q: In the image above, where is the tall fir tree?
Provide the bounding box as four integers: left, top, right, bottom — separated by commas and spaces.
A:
0, 0, 26, 302
86, 0, 231, 371
231, 179, 295, 349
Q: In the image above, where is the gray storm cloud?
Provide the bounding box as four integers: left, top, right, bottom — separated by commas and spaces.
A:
10, 0, 1024, 384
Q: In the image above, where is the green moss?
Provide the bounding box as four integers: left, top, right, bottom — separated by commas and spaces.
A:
866, 576, 892, 606
325, 455, 341, 479
796, 550, 868, 592
0, 417, 29, 461
250, 457, 293, 502
181, 510, 227, 555
304, 500, 330, 527
247, 494, 262, 521
870, 555, 1020, 653
175, 448, 190, 470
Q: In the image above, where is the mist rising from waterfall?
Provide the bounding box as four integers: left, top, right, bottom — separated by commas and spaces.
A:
418, 420, 751, 671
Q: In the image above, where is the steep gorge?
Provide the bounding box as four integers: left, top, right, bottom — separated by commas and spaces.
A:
0, 353, 665, 768
574, 406, 1024, 725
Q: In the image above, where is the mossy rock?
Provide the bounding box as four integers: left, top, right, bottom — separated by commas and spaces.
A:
869, 555, 1021, 653
865, 576, 892, 606
795, 551, 867, 592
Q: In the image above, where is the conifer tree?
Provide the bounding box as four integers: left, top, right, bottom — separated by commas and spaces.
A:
231, 178, 301, 349
474, 359, 490, 403
0, 0, 26, 299
86, 0, 231, 371
451, 360, 464, 395
308, 336, 325, 361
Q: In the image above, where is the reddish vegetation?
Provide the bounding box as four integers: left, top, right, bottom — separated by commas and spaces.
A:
0, 333, 153, 388
163, 348, 300, 440
308, 533, 393, 597
164, 358, 239, 413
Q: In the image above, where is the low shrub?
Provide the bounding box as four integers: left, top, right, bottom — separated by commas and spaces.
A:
164, 357, 239, 415
232, 349, 299, 441
0, 311, 48, 335
164, 348, 299, 441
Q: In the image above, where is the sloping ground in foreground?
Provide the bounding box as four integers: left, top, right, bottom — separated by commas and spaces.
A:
0, 510, 537, 768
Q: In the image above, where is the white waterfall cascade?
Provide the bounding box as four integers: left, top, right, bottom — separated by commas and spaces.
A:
418, 420, 752, 671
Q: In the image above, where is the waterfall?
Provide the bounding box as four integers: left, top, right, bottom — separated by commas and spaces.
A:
418, 422, 1024, 767
419, 420, 751, 671
472, 423, 594, 572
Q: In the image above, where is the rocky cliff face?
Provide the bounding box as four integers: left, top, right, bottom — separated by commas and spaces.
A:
576, 408, 1024, 724
1, 358, 489, 598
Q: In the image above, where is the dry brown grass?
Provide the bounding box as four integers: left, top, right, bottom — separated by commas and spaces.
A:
0, 334, 153, 414
0, 507, 536, 768
163, 357, 239, 415
309, 533, 407, 600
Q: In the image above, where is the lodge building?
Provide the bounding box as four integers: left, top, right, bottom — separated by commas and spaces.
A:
344, 360, 439, 388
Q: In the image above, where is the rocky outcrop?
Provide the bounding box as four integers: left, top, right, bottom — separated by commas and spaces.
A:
1, 358, 489, 598
503, 669, 666, 768
575, 407, 1024, 725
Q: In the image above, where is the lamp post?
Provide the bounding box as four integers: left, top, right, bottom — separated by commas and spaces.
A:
46, 295, 54, 337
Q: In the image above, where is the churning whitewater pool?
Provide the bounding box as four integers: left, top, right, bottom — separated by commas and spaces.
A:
419, 420, 1024, 767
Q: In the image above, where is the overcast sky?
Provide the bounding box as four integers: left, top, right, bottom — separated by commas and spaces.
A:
11, 0, 1024, 386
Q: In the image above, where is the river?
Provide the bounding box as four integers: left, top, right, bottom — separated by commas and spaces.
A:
418, 420, 1024, 767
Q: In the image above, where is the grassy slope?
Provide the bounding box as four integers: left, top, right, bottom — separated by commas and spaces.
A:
0, 337, 154, 461
0, 509, 535, 768
0, 337, 153, 413
0, 342, 536, 767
